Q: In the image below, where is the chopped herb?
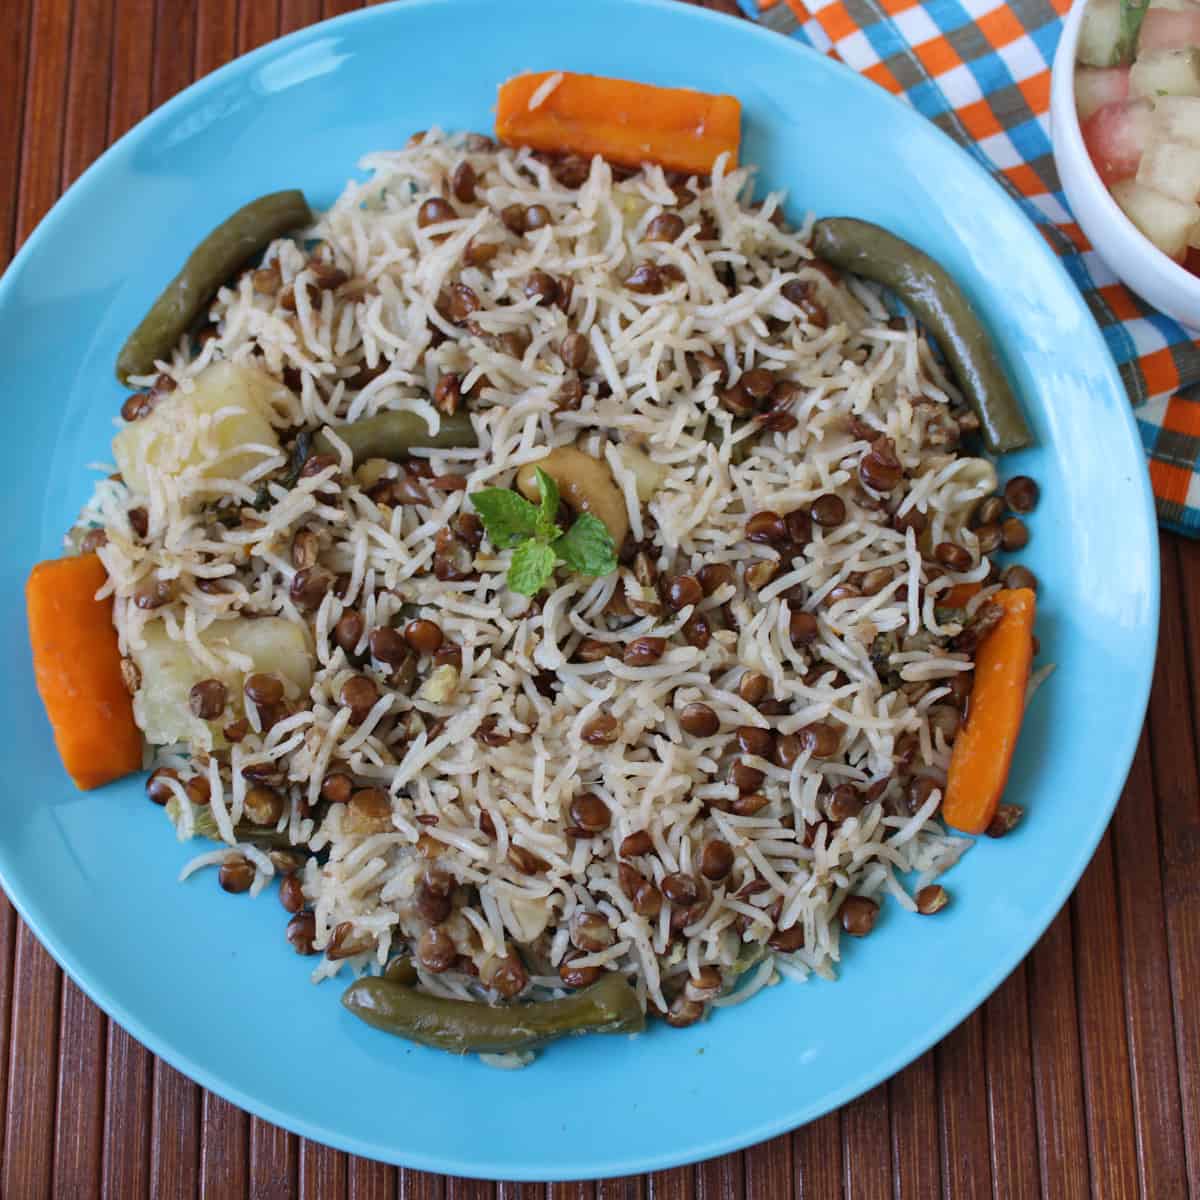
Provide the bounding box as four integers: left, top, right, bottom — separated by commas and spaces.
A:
469, 468, 618, 596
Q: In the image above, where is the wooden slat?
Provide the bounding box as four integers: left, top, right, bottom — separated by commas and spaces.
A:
691, 1154, 739, 1200
200, 1092, 248, 1197
888, 1053, 940, 1200
348, 1156, 398, 1200
648, 1168, 693, 1200
1154, 536, 1200, 1198
102, 1023, 154, 1199
1071, 837, 1140, 1199
496, 1182, 544, 1200
445, 1178, 497, 1200
400, 1170, 447, 1200
301, 1140, 350, 1199
250, 1118, 299, 1200
840, 1085, 889, 1200
549, 1182, 595, 1200
935, 1012, 991, 1199
597, 1176, 645, 1200
4, 927, 61, 1200
151, 1060, 202, 1197
982, 969, 1040, 1199
51, 978, 106, 1198
793, 1113, 842, 1199
1112, 731, 1188, 1198
1026, 912, 1090, 1200
0, 0, 35, 255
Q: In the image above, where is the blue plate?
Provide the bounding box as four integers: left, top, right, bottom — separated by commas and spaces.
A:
0, 0, 1157, 1179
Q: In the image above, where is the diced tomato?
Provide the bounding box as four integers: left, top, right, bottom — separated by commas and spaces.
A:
1074, 65, 1131, 120
1137, 7, 1200, 52
1082, 99, 1155, 184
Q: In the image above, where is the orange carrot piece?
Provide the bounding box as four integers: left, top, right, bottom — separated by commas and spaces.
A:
26, 554, 142, 791
942, 588, 1036, 834
495, 71, 741, 176
941, 581, 982, 609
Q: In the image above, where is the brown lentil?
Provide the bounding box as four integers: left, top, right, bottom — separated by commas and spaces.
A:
731, 760, 766, 793
916, 884, 950, 914
987, 803, 1024, 837
679, 702, 720, 738
569, 792, 611, 834
665, 574, 703, 611
524, 204, 552, 232
218, 855, 255, 894
736, 725, 774, 757
859, 437, 904, 492
665, 996, 705, 1028
731, 792, 769, 817
287, 911, 317, 954
661, 873, 700, 906
974, 523, 1003, 556
339, 674, 379, 722
745, 559, 779, 591
188, 679, 226, 720
450, 160, 476, 203
840, 895, 879, 936
145, 768, 179, 805
826, 784, 864, 823
484, 953, 529, 999
417, 197, 456, 227
624, 636, 666, 666
699, 839, 734, 881
570, 911, 614, 953
279, 874, 305, 914
1002, 564, 1038, 592
811, 493, 846, 528
934, 541, 973, 571
799, 722, 840, 758
244, 673, 283, 706
625, 264, 663, 294
1001, 516, 1029, 551
645, 212, 685, 242
559, 331, 589, 370
524, 271, 558, 305
418, 926, 458, 973
243, 785, 284, 827
746, 510, 787, 545
1004, 476, 1039, 513
402, 619, 443, 656
559, 959, 602, 989
320, 772, 353, 804
699, 562, 735, 595
500, 203, 527, 233
290, 566, 332, 611
366, 625, 406, 666
769, 923, 805, 952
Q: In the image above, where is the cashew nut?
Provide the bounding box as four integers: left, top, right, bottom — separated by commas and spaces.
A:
516, 447, 630, 547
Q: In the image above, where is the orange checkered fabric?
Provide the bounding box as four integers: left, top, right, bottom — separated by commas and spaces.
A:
745, 0, 1200, 532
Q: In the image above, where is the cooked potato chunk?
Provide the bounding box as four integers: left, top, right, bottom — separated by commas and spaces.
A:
132, 617, 313, 746
113, 362, 288, 495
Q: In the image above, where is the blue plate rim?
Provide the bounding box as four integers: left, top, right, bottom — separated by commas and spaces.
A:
0, 0, 1160, 1178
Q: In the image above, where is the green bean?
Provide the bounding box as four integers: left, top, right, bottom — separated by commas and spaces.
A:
116, 190, 312, 384
314, 410, 476, 465
811, 218, 1033, 455
341, 970, 645, 1054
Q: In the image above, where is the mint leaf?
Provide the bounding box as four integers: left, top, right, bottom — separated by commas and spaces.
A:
508, 539, 558, 595
533, 467, 561, 540
469, 488, 540, 548
554, 512, 618, 578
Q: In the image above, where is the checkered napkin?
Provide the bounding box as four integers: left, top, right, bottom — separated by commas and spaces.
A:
740, 0, 1200, 534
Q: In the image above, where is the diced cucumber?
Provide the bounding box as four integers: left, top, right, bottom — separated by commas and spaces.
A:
1111, 177, 1200, 257
1130, 47, 1200, 98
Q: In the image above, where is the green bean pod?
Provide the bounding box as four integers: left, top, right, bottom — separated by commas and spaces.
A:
811, 217, 1033, 455
314, 410, 477, 465
341, 971, 645, 1054
116, 190, 313, 384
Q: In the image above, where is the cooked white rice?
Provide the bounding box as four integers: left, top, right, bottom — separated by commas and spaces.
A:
77, 130, 1020, 1046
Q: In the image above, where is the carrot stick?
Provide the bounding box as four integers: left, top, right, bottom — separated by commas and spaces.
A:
942, 588, 1036, 834
26, 554, 142, 790
495, 71, 741, 176
940, 581, 981, 609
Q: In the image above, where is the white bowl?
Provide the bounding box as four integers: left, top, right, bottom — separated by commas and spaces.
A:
1050, 0, 1200, 330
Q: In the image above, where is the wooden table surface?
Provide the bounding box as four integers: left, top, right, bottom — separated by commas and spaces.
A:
2, 0, 1198, 1195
